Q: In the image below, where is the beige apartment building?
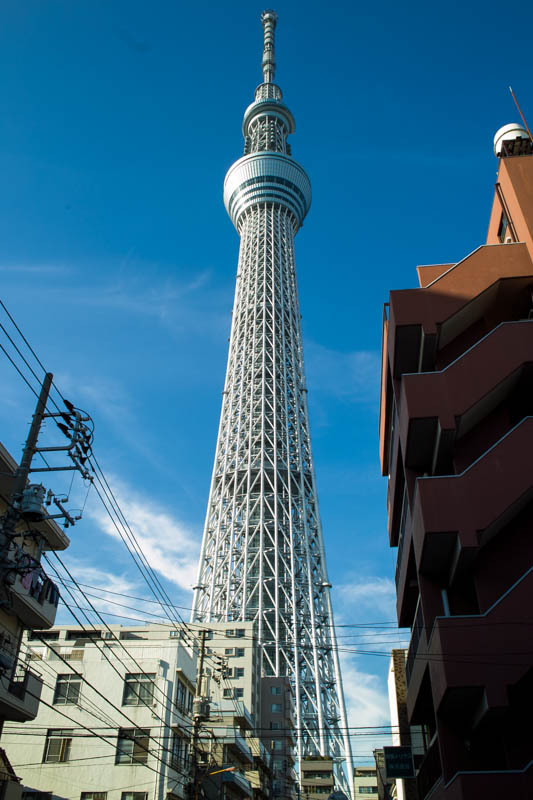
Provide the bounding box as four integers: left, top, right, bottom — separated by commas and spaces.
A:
2, 624, 196, 800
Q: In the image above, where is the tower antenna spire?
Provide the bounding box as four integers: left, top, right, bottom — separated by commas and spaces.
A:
261, 9, 277, 83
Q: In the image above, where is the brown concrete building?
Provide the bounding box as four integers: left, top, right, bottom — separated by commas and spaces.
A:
379, 123, 533, 800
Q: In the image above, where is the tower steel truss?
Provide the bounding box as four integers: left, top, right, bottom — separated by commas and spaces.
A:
192, 11, 354, 795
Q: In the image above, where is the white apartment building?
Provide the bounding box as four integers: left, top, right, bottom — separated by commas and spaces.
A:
1, 620, 275, 800
2, 624, 196, 800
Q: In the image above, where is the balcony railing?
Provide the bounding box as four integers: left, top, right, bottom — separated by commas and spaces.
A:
406, 598, 424, 684
0, 646, 43, 722
222, 769, 253, 797
11, 565, 60, 629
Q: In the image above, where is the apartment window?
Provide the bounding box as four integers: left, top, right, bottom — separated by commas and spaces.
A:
53, 675, 81, 705
235, 648, 245, 657
43, 729, 73, 763
234, 667, 244, 678
122, 673, 156, 706
225, 648, 234, 655
235, 687, 244, 698
271, 739, 283, 751
498, 211, 509, 242
170, 734, 189, 770
235, 628, 245, 638
121, 795, 148, 800
23, 793, 52, 800
176, 678, 192, 713
271, 722, 282, 730
358, 789, 378, 795
80, 794, 107, 800
271, 703, 282, 712
225, 629, 235, 637
270, 686, 281, 695
223, 688, 233, 698
115, 728, 150, 765
28, 631, 59, 641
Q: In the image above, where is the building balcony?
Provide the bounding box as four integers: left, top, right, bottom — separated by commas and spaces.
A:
219, 700, 254, 730
11, 568, 60, 629
407, 567, 533, 728
222, 769, 253, 797
433, 762, 533, 800
409, 416, 533, 585
386, 242, 533, 379
399, 319, 533, 472
0, 659, 43, 722
244, 768, 270, 797
217, 727, 254, 766
416, 735, 442, 800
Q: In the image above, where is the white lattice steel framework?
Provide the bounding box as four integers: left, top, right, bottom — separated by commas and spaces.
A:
192, 11, 354, 796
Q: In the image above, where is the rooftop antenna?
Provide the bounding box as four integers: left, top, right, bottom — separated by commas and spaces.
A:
261, 9, 277, 83
509, 86, 533, 143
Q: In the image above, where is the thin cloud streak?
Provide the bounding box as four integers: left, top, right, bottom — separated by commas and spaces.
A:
85, 476, 201, 592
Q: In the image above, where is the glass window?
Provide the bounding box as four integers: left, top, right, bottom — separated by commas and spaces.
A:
235, 687, 244, 698
53, 675, 81, 705
358, 789, 378, 795
121, 795, 148, 800
271, 703, 282, 712
271, 740, 283, 751
234, 667, 244, 678
271, 721, 282, 730
225, 629, 235, 637
235, 629, 245, 638
235, 648, 245, 657
115, 728, 150, 765
224, 648, 234, 655
43, 729, 73, 763
122, 673, 156, 706
175, 678, 192, 713
223, 688, 232, 698
170, 734, 189, 771
80, 794, 107, 800
498, 211, 509, 243
270, 686, 281, 695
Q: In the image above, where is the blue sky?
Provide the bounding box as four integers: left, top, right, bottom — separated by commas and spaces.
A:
1, 0, 532, 763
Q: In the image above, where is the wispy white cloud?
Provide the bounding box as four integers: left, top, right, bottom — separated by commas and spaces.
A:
332, 575, 406, 760
85, 477, 201, 593
304, 341, 380, 404
336, 576, 396, 617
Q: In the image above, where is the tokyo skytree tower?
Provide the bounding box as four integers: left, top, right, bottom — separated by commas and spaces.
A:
192, 11, 353, 794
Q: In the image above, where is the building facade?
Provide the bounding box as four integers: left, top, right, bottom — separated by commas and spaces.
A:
0, 441, 69, 799
379, 124, 533, 799
2, 624, 197, 800
387, 651, 422, 800
353, 766, 378, 797
190, 11, 353, 795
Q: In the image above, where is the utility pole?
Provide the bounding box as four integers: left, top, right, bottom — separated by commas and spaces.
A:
0, 372, 53, 602
190, 629, 209, 800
